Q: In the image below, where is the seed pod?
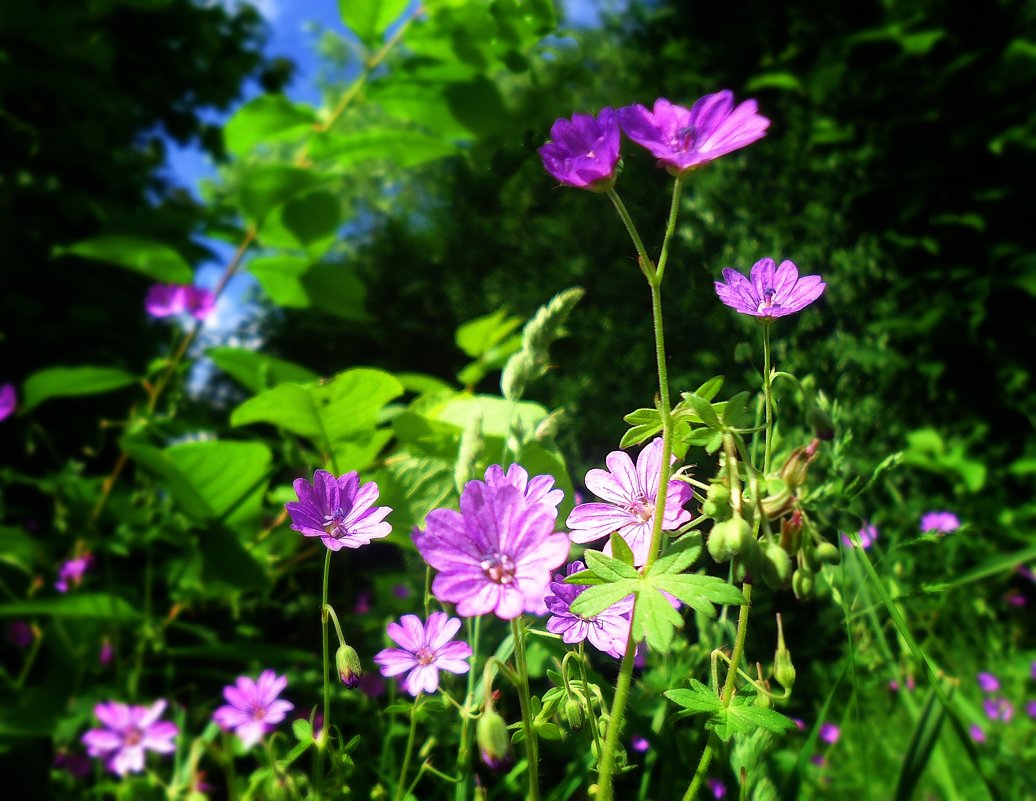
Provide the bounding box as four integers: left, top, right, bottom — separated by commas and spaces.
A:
702, 482, 732, 521
773, 615, 796, 690
803, 545, 821, 573
761, 543, 792, 589
792, 567, 814, 600
815, 542, 841, 565
476, 709, 512, 771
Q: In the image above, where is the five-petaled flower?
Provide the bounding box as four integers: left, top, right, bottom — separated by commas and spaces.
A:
618, 91, 769, 175
567, 438, 694, 567
373, 612, 473, 696
213, 670, 294, 748
286, 470, 392, 552
538, 108, 621, 191
920, 511, 961, 534
81, 700, 178, 776
414, 465, 570, 619
715, 258, 826, 319
0, 383, 16, 422
544, 561, 634, 659
145, 283, 216, 320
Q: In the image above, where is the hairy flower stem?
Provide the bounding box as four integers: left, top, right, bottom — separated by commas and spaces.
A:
762, 323, 774, 475
454, 616, 482, 801
510, 617, 540, 801
315, 548, 332, 799
394, 699, 422, 801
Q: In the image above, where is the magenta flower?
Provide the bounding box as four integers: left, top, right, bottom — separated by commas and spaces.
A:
819, 722, 840, 745
1026, 701, 1036, 719
538, 108, 621, 191
618, 91, 769, 175
82, 700, 178, 776
977, 672, 1000, 693
707, 778, 727, 799
213, 670, 294, 748
414, 467, 571, 619
286, 469, 392, 552
0, 383, 16, 422
920, 511, 961, 534
969, 724, 986, 743
373, 612, 472, 696
544, 561, 634, 658
715, 258, 826, 320
145, 283, 215, 320
56, 554, 94, 593
100, 638, 114, 667
982, 698, 1014, 722
841, 523, 878, 550
483, 463, 565, 518
630, 735, 649, 753
567, 438, 693, 566
54, 751, 92, 778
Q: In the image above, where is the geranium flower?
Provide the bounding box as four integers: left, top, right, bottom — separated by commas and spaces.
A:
983, 698, 1014, 722
630, 735, 650, 753
715, 258, 826, 319
1026, 701, 1036, 720
56, 554, 94, 593
920, 511, 961, 534
373, 612, 472, 696
8, 620, 33, 649
82, 700, 178, 776
819, 722, 840, 744
566, 438, 693, 566
0, 383, 16, 422
483, 463, 564, 518
707, 778, 728, 799
285, 470, 392, 552
841, 523, 878, 550
414, 467, 570, 619
977, 672, 1000, 693
544, 561, 633, 658
538, 108, 621, 191
145, 283, 215, 320
213, 670, 294, 748
618, 91, 769, 174
969, 724, 986, 743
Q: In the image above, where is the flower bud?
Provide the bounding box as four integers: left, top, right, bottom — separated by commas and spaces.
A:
802, 545, 821, 573
773, 615, 796, 690
476, 709, 512, 770
815, 542, 841, 565
761, 543, 792, 589
335, 644, 362, 689
754, 691, 772, 709
779, 443, 819, 489
564, 698, 584, 731
792, 567, 814, 600
807, 404, 835, 441
702, 482, 732, 521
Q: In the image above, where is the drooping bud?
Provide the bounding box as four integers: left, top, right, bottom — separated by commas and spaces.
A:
761, 542, 792, 589
773, 613, 796, 690
701, 482, 732, 522
476, 709, 512, 770
779, 509, 804, 553
335, 644, 363, 689
564, 698, 584, 731
761, 482, 794, 520
792, 567, 814, 600
807, 403, 835, 441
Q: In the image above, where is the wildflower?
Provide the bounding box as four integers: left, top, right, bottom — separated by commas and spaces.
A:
969, 724, 986, 743
920, 511, 961, 534
982, 698, 1014, 722
8, 620, 33, 649
414, 467, 570, 619
707, 778, 727, 799
538, 108, 621, 191
145, 283, 215, 320
792, 718, 806, 730
392, 583, 411, 599
285, 470, 392, 552
567, 438, 694, 566
819, 722, 840, 745
99, 638, 114, 667
630, 735, 650, 753
53, 751, 91, 778
358, 673, 385, 698
1026, 701, 1036, 719
81, 700, 178, 776
1019, 565, 1035, 583
483, 463, 565, 518
56, 554, 93, 593
335, 644, 363, 689
618, 91, 769, 175
1005, 591, 1026, 607
977, 672, 1000, 693
213, 670, 294, 748
715, 258, 826, 320
0, 383, 16, 422
544, 561, 633, 659
476, 708, 512, 769
841, 523, 878, 550
373, 612, 472, 696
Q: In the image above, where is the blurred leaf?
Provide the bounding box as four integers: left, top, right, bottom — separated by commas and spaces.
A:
22, 365, 137, 412
224, 94, 316, 157
311, 129, 459, 168
199, 525, 269, 591
238, 165, 326, 225
432, 394, 548, 439
665, 680, 722, 715
207, 346, 319, 393
456, 307, 523, 358
0, 593, 141, 621
248, 256, 369, 321
745, 72, 804, 93
339, 0, 409, 45
278, 191, 342, 258
0, 527, 35, 574
893, 684, 952, 801
54, 236, 193, 282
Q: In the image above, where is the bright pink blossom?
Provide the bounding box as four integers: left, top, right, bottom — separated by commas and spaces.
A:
0, 383, 16, 422
286, 470, 392, 552
716, 258, 826, 319
539, 108, 622, 190
213, 670, 294, 748
920, 511, 961, 534
82, 700, 178, 776
56, 554, 93, 593
373, 612, 472, 696
842, 523, 878, 550
145, 283, 215, 320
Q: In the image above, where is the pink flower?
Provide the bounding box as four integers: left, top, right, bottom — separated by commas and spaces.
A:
285, 470, 392, 552
100, 638, 114, 667
716, 258, 826, 320
1026, 701, 1036, 719
920, 511, 961, 534
544, 561, 634, 659
213, 670, 294, 748
539, 108, 622, 191
841, 523, 878, 550
983, 698, 1014, 722
977, 672, 1000, 693
56, 554, 94, 593
819, 722, 840, 744
969, 724, 986, 743
82, 700, 178, 776
373, 612, 472, 696
146, 283, 215, 320
0, 383, 16, 422
707, 778, 727, 799
630, 735, 650, 753
8, 620, 33, 649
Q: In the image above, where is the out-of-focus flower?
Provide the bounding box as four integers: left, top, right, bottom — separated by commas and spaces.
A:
977, 672, 1000, 693
811, 755, 827, 767
145, 284, 215, 320
213, 671, 293, 748
630, 735, 650, 753
82, 700, 178, 776
1026, 700, 1036, 719
707, 778, 727, 799
414, 466, 570, 619
567, 438, 693, 566
56, 554, 94, 593
969, 724, 986, 743
716, 258, 826, 320
392, 583, 411, 599
792, 717, 806, 730
354, 591, 372, 614
819, 722, 840, 745
545, 561, 633, 659
841, 523, 878, 550
285, 470, 392, 552
1005, 591, 1026, 607
983, 698, 1014, 722
538, 108, 621, 191
920, 511, 961, 534
1019, 565, 1035, 583
99, 638, 114, 667
618, 91, 769, 174
8, 620, 33, 649
53, 750, 92, 778
358, 673, 385, 698
0, 383, 16, 422
374, 612, 472, 696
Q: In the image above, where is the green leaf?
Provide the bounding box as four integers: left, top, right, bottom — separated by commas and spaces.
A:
705, 431, 725, 454
583, 549, 639, 582
339, 0, 409, 44
608, 533, 636, 568
431, 394, 547, 439
223, 94, 316, 157
312, 129, 458, 168
292, 718, 314, 743
694, 376, 725, 402
248, 256, 369, 321
648, 534, 703, 575
721, 391, 751, 428
654, 574, 745, 617
54, 236, 193, 282
456, 308, 524, 358
620, 423, 664, 449
278, 191, 342, 257
0, 527, 35, 574
199, 525, 269, 591
568, 581, 638, 619
22, 366, 137, 412
682, 393, 722, 430
893, 685, 952, 801
207, 347, 318, 394
745, 72, 804, 93
709, 700, 797, 742
0, 593, 141, 621
664, 680, 722, 715
238, 165, 326, 225
632, 585, 683, 653
919, 542, 1036, 594
372, 70, 510, 140
561, 569, 608, 586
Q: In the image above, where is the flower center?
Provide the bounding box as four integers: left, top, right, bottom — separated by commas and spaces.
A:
415, 647, 435, 666
251, 705, 268, 721
673, 125, 698, 152
322, 507, 350, 538
626, 495, 654, 523
756, 287, 780, 314
480, 552, 517, 585
123, 728, 143, 747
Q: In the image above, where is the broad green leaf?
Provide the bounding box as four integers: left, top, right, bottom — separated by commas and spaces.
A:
655, 573, 746, 613
569, 581, 638, 619
223, 94, 316, 157
620, 423, 663, 449
122, 440, 212, 521
694, 376, 725, 402
238, 165, 326, 225
648, 534, 704, 575
584, 548, 639, 582
311, 129, 458, 168
432, 394, 547, 439
682, 393, 722, 430
664, 680, 722, 715
207, 347, 318, 394
248, 256, 369, 321
709, 700, 797, 742
277, 191, 342, 258
722, 391, 751, 427
632, 586, 683, 653
199, 525, 269, 591
0, 593, 141, 621
55, 236, 193, 282
0, 527, 35, 574
339, 0, 409, 44
164, 441, 272, 527
623, 408, 662, 426
609, 533, 636, 568
371, 69, 510, 140
22, 366, 137, 412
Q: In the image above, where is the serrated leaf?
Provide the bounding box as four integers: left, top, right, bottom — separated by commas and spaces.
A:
722, 391, 752, 427
685, 427, 714, 447
55, 236, 193, 282
683, 393, 722, 430
21, 366, 137, 412
705, 431, 725, 454
664, 680, 722, 714
561, 569, 608, 586
726, 700, 798, 735
631, 586, 683, 653
648, 534, 703, 575
609, 533, 636, 568
620, 423, 663, 449
584, 549, 639, 582
569, 581, 638, 619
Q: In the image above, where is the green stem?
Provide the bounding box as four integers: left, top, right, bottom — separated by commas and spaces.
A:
315, 548, 332, 798
654, 176, 685, 283
605, 189, 653, 271
510, 617, 540, 801
762, 323, 774, 475
454, 616, 481, 801
576, 643, 603, 766
394, 699, 421, 801
595, 607, 637, 800
323, 603, 346, 649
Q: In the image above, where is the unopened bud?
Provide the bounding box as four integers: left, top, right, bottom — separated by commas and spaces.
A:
779, 509, 804, 552
761, 485, 794, 519
476, 709, 512, 771
564, 698, 584, 731
754, 691, 773, 709
792, 567, 814, 600
335, 645, 362, 689
702, 482, 732, 521
815, 542, 841, 565
761, 543, 792, 589
807, 404, 835, 441
779, 443, 819, 490
774, 614, 796, 689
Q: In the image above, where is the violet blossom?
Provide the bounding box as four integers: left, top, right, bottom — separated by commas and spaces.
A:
538, 108, 621, 191
630, 735, 650, 753
483, 463, 565, 518
618, 91, 769, 174
983, 698, 1014, 722
715, 258, 826, 319
841, 523, 878, 550
145, 283, 215, 320
544, 561, 633, 659
977, 672, 1000, 693
213, 670, 294, 748
56, 554, 93, 593
82, 700, 178, 776
285, 470, 392, 552
373, 612, 472, 696
969, 724, 986, 743
920, 511, 961, 534
707, 778, 727, 799
1026, 701, 1036, 720
414, 467, 570, 619
567, 438, 693, 566
0, 383, 15, 422
819, 722, 840, 745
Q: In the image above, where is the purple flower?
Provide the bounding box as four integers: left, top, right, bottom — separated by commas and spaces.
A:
54, 750, 92, 778
618, 92, 769, 175
414, 466, 571, 619
969, 724, 986, 743
841, 523, 878, 550
567, 438, 693, 567
373, 612, 473, 696
538, 108, 621, 191
1005, 591, 1026, 607
977, 672, 1000, 693
286, 470, 392, 552
213, 670, 294, 748
792, 717, 806, 730
100, 638, 114, 667
982, 698, 1014, 722
715, 258, 826, 319
920, 511, 961, 534
630, 735, 650, 753
1031, 661, 1036, 680
0, 383, 16, 422
1026, 700, 1036, 719
82, 700, 178, 776
819, 722, 840, 745
544, 561, 634, 659
7, 620, 33, 649
707, 778, 727, 799
145, 284, 215, 320
1019, 565, 1035, 584
56, 554, 93, 593
392, 583, 411, 599
483, 463, 565, 518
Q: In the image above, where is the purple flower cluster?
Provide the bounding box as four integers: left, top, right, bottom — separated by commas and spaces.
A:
544, 561, 633, 658
213, 670, 294, 748
373, 612, 472, 696
145, 283, 215, 320
286, 469, 392, 552
715, 258, 826, 320
82, 700, 178, 776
